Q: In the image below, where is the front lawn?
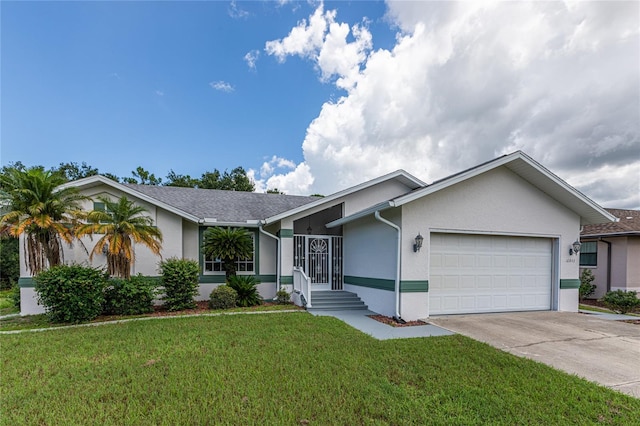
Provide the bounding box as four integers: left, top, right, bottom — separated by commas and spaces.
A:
1, 313, 638, 425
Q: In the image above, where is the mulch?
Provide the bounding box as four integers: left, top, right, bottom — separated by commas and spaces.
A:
368, 314, 428, 327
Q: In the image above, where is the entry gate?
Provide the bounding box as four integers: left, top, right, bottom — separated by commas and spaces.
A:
294, 235, 343, 290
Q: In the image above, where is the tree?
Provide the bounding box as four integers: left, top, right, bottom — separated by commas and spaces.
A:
0, 167, 87, 274
199, 167, 255, 191
202, 227, 253, 280
165, 170, 198, 188
55, 162, 99, 181
123, 167, 162, 185
76, 196, 163, 279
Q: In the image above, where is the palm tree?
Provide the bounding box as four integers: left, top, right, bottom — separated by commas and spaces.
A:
0, 167, 87, 274
202, 227, 253, 280
76, 196, 163, 279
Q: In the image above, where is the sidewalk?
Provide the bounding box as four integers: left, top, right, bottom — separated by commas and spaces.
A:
309, 309, 453, 340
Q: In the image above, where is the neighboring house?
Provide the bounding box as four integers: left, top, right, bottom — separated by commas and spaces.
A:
19, 151, 615, 320
580, 209, 640, 299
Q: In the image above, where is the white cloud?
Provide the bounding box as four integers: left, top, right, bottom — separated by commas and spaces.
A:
228, 1, 249, 19
244, 50, 260, 70
155, 90, 164, 97
209, 81, 234, 93
261, 1, 639, 207
265, 3, 336, 62
250, 155, 306, 194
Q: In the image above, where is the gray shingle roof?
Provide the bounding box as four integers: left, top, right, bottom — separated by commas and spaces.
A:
123, 184, 318, 223
581, 208, 640, 236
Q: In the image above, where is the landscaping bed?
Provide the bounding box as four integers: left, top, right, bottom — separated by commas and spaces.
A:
368, 314, 428, 327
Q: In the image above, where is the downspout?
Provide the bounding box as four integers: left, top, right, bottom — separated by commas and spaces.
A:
259, 224, 281, 293
599, 238, 612, 293
374, 211, 404, 323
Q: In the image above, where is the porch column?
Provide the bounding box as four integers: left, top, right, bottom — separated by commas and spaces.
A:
278, 224, 295, 287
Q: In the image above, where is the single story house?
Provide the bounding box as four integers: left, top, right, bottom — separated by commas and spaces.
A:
580, 209, 640, 299
19, 151, 616, 320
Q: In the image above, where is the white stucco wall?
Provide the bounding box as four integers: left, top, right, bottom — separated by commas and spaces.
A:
342, 213, 400, 280
400, 167, 582, 318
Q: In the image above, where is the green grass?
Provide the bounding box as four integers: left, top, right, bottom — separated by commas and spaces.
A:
1, 313, 638, 425
580, 303, 616, 314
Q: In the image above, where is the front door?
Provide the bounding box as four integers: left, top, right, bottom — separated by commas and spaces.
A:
307, 236, 331, 291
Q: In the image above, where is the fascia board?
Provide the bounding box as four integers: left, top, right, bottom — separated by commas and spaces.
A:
326, 202, 392, 228
263, 170, 424, 225
392, 151, 617, 224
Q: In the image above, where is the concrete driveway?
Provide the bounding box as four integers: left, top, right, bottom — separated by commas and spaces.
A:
429, 311, 640, 398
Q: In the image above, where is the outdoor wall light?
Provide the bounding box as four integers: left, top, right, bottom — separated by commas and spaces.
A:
413, 233, 424, 252
569, 240, 582, 256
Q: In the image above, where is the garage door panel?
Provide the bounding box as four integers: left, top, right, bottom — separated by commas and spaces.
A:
430, 234, 552, 315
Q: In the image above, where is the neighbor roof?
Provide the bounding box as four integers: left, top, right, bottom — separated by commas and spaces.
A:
581, 209, 640, 237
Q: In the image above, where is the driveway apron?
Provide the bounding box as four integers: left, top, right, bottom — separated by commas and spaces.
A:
429, 311, 640, 398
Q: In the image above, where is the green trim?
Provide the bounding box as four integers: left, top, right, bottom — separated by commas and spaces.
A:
344, 276, 429, 293
280, 275, 293, 285
199, 275, 227, 284
18, 277, 35, 288
278, 229, 294, 238
198, 274, 276, 284
400, 280, 429, 293
344, 276, 394, 291
560, 279, 581, 289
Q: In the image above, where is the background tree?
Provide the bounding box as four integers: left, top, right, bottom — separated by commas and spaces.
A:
76, 196, 163, 279
55, 162, 98, 181
123, 166, 162, 185
0, 167, 86, 274
266, 188, 285, 194
165, 170, 199, 188
201, 227, 253, 280
199, 167, 255, 191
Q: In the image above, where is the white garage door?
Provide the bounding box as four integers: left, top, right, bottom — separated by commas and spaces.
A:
430, 233, 552, 315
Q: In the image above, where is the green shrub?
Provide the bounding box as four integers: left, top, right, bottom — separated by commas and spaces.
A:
0, 236, 19, 290
35, 264, 107, 323
10, 282, 20, 309
601, 290, 640, 314
227, 275, 262, 307
275, 287, 291, 305
104, 275, 157, 315
159, 258, 200, 311
208, 285, 237, 310
579, 269, 596, 300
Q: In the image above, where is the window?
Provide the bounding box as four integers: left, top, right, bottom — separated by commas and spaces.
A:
579, 241, 597, 267
203, 234, 255, 273
92, 201, 111, 224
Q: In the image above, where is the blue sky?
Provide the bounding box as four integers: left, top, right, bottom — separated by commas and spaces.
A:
2, 1, 639, 208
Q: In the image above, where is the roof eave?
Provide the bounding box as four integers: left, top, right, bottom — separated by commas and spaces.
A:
57, 175, 201, 223
263, 170, 425, 225
326, 201, 393, 228
391, 151, 616, 225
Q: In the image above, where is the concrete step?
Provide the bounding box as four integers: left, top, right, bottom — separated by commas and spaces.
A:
306, 291, 368, 311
